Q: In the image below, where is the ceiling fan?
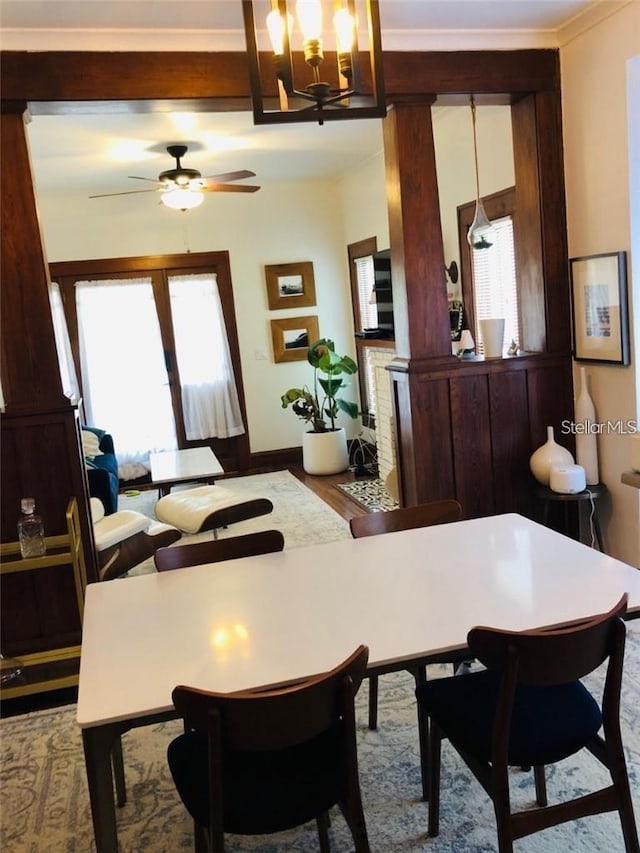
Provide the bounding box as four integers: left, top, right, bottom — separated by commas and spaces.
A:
89, 144, 261, 210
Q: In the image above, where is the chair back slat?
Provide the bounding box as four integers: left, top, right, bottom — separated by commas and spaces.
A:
469, 594, 628, 685
349, 500, 462, 538
172, 645, 369, 750
154, 529, 285, 571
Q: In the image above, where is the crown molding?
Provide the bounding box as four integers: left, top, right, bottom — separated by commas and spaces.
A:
557, 0, 634, 46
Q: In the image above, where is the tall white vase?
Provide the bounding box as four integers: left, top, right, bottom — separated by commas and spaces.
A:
529, 425, 574, 486
575, 366, 599, 485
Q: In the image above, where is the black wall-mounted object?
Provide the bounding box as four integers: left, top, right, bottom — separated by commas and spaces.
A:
373, 249, 394, 337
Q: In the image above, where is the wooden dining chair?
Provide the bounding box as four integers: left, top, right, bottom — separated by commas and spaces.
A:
349, 499, 462, 539
168, 645, 371, 853
349, 499, 463, 731
154, 529, 285, 571
416, 594, 639, 853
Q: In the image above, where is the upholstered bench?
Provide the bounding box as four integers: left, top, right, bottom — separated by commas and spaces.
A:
154, 484, 273, 537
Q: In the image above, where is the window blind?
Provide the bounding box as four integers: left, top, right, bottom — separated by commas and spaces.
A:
472, 215, 519, 354
354, 255, 378, 331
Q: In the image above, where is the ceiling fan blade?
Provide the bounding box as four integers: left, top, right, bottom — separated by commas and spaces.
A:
202, 184, 261, 194
89, 189, 160, 198
127, 176, 163, 184
202, 170, 256, 184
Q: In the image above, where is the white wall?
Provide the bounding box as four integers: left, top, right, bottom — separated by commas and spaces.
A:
36, 178, 362, 454
338, 146, 388, 251
561, 1, 640, 565
433, 105, 515, 302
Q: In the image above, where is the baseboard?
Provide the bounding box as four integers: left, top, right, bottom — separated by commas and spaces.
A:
249, 447, 302, 471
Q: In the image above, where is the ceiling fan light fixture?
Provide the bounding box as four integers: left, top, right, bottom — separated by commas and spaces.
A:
242, 0, 386, 126
161, 188, 204, 211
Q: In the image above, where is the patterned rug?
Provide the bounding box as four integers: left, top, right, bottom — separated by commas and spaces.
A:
118, 470, 351, 575
337, 478, 400, 512
2, 625, 639, 852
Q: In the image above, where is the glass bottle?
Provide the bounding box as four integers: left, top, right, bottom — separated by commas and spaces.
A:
18, 497, 46, 558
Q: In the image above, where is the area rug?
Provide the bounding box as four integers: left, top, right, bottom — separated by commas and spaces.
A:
337, 478, 399, 513
118, 470, 351, 575
2, 624, 639, 852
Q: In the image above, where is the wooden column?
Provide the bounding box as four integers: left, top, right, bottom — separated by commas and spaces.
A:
1, 104, 97, 687
381, 85, 574, 513
1, 103, 65, 408
382, 98, 452, 359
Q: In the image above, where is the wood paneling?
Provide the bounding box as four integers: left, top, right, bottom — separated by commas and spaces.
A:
412, 376, 455, 503
390, 356, 573, 520
512, 95, 546, 353
535, 90, 572, 355
1, 50, 560, 106
488, 369, 531, 514
450, 372, 494, 517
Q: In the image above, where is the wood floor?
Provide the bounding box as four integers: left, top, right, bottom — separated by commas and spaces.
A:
288, 465, 371, 523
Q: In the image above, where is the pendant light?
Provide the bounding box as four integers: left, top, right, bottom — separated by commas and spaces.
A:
242, 0, 386, 126
467, 96, 496, 250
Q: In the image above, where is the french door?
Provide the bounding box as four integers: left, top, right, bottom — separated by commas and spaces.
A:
51, 251, 250, 473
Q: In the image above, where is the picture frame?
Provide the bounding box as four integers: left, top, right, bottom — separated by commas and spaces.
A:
270, 315, 319, 363
570, 251, 630, 365
265, 261, 316, 310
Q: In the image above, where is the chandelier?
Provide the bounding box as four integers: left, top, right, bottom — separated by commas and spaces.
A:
242, 0, 386, 126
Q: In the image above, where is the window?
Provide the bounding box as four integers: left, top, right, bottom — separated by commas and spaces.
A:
354, 255, 378, 331
458, 187, 519, 354
75, 276, 179, 472
49, 281, 80, 404
470, 215, 519, 353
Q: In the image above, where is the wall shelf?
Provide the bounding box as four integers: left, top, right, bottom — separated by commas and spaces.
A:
0, 497, 87, 698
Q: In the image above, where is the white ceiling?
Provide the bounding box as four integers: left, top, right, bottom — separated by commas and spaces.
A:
5, 0, 629, 199
0, 1, 623, 41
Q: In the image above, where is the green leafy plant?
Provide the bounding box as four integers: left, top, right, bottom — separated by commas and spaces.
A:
281, 338, 359, 432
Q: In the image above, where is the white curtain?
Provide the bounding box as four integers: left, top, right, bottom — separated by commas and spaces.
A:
169, 273, 245, 440
49, 281, 81, 405
76, 278, 177, 476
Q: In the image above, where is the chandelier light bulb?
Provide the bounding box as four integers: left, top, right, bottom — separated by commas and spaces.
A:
267, 8, 292, 54
296, 0, 323, 42
334, 7, 356, 53
161, 188, 204, 211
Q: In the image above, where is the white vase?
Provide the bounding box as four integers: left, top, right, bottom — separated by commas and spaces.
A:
302, 428, 349, 475
575, 367, 599, 485
479, 318, 505, 358
529, 425, 574, 486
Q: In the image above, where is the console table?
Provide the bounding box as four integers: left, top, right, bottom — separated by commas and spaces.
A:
0, 497, 87, 698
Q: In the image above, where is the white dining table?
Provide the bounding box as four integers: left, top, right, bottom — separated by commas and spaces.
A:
77, 513, 640, 852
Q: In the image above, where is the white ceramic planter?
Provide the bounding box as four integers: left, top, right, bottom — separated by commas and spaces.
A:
302, 428, 349, 475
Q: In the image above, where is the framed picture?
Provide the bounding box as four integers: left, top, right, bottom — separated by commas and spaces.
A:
265, 261, 316, 310
570, 251, 630, 365
270, 315, 319, 363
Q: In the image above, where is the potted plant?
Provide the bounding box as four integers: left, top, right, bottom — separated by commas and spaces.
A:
281, 338, 359, 475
